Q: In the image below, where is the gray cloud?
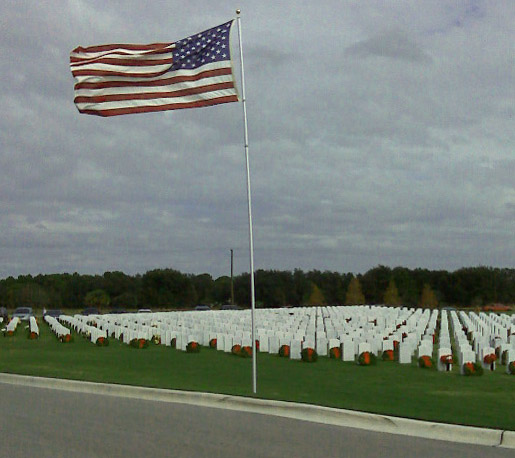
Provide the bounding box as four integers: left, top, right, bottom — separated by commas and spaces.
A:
0, 1, 513, 278
345, 29, 432, 63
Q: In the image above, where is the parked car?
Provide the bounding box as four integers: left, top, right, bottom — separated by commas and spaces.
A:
44, 309, 62, 318
81, 307, 100, 316
12, 307, 33, 321
221, 304, 240, 310
194, 304, 211, 311
137, 308, 152, 313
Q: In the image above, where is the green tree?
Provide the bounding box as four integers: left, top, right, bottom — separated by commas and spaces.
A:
111, 292, 138, 310
361, 265, 392, 303
212, 276, 231, 304
392, 267, 418, 305
307, 282, 325, 305
140, 269, 197, 309
84, 289, 110, 309
17, 283, 51, 309
191, 273, 214, 304
345, 276, 365, 305
419, 283, 438, 309
384, 279, 401, 306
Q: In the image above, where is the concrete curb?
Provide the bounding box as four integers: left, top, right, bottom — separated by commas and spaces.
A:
0, 372, 512, 449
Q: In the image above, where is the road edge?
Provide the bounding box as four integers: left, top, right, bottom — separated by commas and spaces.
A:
0, 372, 512, 449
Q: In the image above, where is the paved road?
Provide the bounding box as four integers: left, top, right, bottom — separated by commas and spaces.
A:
0, 383, 511, 458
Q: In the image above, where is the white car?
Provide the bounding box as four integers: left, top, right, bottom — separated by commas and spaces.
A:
12, 307, 33, 321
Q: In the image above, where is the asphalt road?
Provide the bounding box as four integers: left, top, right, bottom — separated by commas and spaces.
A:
0, 383, 511, 458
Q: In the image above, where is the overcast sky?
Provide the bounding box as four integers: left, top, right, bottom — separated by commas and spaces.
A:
1, 1, 513, 279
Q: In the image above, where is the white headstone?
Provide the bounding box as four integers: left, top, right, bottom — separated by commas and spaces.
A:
223, 335, 233, 353
481, 346, 496, 371
316, 337, 328, 356
505, 350, 515, 374
437, 347, 453, 372
460, 349, 476, 374
399, 343, 412, 364
341, 336, 354, 361
216, 334, 225, 351
417, 342, 432, 358
382, 340, 394, 352
290, 340, 302, 360
358, 342, 371, 355
269, 336, 279, 354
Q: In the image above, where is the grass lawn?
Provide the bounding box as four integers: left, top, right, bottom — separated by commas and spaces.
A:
1, 323, 513, 431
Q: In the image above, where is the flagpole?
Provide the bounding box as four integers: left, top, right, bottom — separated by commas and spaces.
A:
236, 9, 257, 394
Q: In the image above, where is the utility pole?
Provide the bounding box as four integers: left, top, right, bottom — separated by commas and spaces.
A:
230, 248, 234, 305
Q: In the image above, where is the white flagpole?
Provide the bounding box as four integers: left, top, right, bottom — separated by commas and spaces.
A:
236, 9, 257, 394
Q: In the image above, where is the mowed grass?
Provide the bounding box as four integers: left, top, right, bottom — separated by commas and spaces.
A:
1, 323, 513, 430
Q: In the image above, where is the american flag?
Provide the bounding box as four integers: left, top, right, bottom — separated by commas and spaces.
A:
70, 20, 238, 117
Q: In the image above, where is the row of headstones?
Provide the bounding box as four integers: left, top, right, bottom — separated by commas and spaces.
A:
29, 316, 39, 337
90, 307, 434, 361
397, 310, 438, 364
451, 312, 515, 374
44, 315, 71, 338
67, 308, 513, 371
98, 312, 260, 340
473, 312, 514, 345
60, 315, 107, 344
458, 311, 515, 369
4, 316, 20, 333
100, 306, 416, 345
450, 312, 486, 373
83, 310, 411, 361
97, 309, 315, 349
80, 314, 170, 345
435, 311, 453, 372
318, 306, 419, 340
412, 310, 514, 373
465, 311, 512, 343
487, 312, 515, 336
319, 307, 433, 355
97, 306, 418, 349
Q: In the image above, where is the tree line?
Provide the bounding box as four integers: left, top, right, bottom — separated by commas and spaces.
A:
0, 266, 513, 311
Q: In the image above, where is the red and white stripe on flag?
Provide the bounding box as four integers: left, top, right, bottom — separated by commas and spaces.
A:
70, 20, 239, 117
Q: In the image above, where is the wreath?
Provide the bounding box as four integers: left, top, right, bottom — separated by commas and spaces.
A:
418, 355, 432, 369
483, 354, 497, 365
382, 350, 394, 361
152, 335, 161, 345
301, 347, 318, 363
96, 336, 109, 347
279, 345, 290, 357
358, 351, 376, 366
329, 347, 341, 359
439, 354, 453, 364
130, 338, 149, 349
240, 346, 252, 358
186, 341, 200, 353
60, 334, 73, 343
463, 362, 483, 376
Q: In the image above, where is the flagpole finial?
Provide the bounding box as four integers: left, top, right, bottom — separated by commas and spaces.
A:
236, 9, 241, 15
